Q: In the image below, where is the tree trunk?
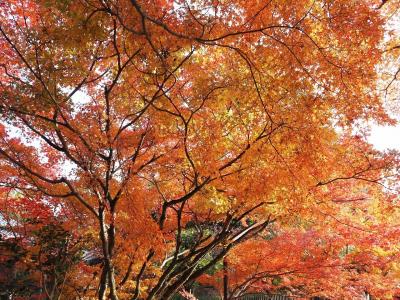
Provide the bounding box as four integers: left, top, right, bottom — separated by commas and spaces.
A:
98, 208, 119, 300
223, 258, 228, 300
98, 266, 108, 300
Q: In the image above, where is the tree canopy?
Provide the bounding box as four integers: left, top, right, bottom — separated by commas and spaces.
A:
0, 0, 399, 299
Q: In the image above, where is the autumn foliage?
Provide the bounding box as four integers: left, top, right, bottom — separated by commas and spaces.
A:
0, 0, 399, 299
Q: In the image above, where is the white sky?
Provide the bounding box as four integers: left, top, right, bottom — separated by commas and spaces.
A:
369, 123, 400, 151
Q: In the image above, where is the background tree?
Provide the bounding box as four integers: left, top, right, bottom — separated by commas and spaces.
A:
0, 0, 399, 299
0, 189, 89, 299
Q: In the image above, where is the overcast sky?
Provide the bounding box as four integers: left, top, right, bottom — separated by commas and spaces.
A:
369, 123, 400, 151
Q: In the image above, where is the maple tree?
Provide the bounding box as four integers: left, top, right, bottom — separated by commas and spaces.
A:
0, 0, 399, 299
0, 189, 88, 299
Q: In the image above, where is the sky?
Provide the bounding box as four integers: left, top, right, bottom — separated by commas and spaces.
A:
369, 123, 400, 151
